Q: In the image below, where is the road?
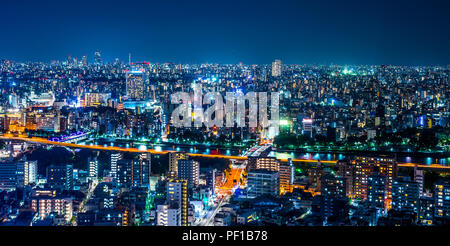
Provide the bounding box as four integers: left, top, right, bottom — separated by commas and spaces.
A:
196, 197, 228, 226
218, 168, 244, 194
77, 179, 98, 213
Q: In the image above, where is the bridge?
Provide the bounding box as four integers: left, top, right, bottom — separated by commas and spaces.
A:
1, 135, 449, 170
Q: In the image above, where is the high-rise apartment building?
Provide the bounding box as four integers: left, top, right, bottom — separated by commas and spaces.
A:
46, 164, 73, 191
271, 59, 282, 77
126, 70, 147, 100
17, 160, 37, 186
88, 157, 98, 180
367, 171, 387, 209
352, 155, 397, 200
31, 189, 73, 223
279, 159, 294, 194
414, 166, 424, 195
178, 159, 200, 188
94, 50, 102, 65
391, 177, 420, 214
434, 182, 450, 220
166, 179, 188, 226
117, 157, 151, 188
110, 152, 123, 179
319, 174, 348, 220
168, 152, 187, 179
247, 169, 280, 198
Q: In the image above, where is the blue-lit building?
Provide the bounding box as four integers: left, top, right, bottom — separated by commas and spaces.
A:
391, 177, 420, 214
434, 182, 450, 222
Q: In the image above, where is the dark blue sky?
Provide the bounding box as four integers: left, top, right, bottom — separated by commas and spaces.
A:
1, 0, 449, 65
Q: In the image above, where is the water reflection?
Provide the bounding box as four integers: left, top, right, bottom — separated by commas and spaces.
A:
95, 139, 448, 166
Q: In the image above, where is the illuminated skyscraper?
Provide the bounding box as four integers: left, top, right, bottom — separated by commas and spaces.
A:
271, 59, 282, 77
94, 50, 102, 65
17, 160, 38, 186
126, 70, 147, 100
0, 162, 18, 191
82, 55, 87, 66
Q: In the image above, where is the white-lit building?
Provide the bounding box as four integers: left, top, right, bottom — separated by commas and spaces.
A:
271, 59, 282, 77
31, 190, 73, 223
156, 204, 181, 226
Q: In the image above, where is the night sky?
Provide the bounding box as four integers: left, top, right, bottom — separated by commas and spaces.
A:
1, 0, 449, 65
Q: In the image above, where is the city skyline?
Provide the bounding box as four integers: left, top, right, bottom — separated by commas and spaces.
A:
0, 0, 449, 233
1, 0, 449, 65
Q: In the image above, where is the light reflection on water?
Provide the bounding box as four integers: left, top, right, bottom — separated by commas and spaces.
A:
96, 139, 449, 166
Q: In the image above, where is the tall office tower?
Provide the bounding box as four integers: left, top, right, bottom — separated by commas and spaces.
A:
46, 164, 73, 191
302, 118, 313, 138
31, 190, 73, 223
0, 162, 17, 191
367, 170, 387, 209
352, 155, 397, 200
434, 181, 450, 220
126, 70, 147, 100
94, 50, 102, 65
414, 166, 424, 195
16, 160, 37, 186
254, 157, 280, 172
247, 169, 280, 198
156, 204, 181, 226
178, 159, 200, 188
88, 157, 98, 180
391, 177, 420, 214
168, 152, 187, 179
82, 55, 87, 66
319, 174, 348, 220
279, 159, 294, 194
110, 152, 123, 179
336, 160, 354, 197
271, 59, 282, 77
166, 179, 188, 226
